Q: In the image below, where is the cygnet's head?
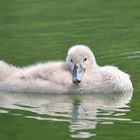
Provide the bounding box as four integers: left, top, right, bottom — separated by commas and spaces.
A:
66, 45, 97, 85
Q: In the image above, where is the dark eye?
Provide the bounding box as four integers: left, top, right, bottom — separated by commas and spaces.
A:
84, 58, 87, 62
71, 59, 73, 63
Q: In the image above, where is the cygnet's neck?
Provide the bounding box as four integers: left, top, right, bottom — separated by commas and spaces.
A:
90, 53, 99, 70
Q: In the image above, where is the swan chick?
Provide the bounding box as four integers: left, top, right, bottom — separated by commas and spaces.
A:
0, 45, 133, 93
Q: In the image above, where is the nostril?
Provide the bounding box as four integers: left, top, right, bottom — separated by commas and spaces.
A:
77, 80, 81, 83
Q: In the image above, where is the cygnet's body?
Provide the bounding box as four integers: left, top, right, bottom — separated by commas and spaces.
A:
0, 45, 133, 93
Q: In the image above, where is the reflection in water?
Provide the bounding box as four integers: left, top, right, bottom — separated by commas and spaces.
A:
0, 91, 133, 138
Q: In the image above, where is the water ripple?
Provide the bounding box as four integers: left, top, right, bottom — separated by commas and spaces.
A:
0, 91, 133, 139
121, 51, 140, 59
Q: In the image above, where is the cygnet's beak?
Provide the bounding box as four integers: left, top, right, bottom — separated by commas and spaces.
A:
72, 64, 85, 85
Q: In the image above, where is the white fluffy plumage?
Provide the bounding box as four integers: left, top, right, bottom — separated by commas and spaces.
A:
0, 45, 133, 93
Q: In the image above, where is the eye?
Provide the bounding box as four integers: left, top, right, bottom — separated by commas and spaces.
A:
71, 59, 73, 63
84, 58, 87, 62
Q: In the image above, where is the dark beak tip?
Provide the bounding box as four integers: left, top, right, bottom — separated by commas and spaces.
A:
73, 80, 81, 84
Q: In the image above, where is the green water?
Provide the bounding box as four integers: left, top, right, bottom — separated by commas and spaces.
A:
0, 0, 140, 139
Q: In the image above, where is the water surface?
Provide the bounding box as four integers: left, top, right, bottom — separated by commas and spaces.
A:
0, 91, 133, 139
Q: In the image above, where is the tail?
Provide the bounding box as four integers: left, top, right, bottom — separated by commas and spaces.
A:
0, 60, 18, 80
